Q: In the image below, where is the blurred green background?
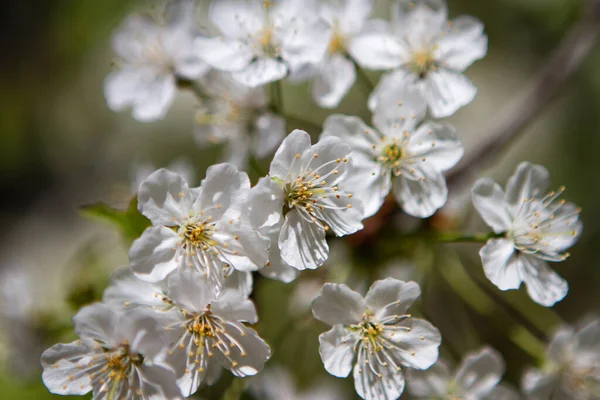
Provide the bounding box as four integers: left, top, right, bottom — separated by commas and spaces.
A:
1, 0, 600, 398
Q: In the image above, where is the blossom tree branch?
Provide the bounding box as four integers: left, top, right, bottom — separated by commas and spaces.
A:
446, 0, 600, 192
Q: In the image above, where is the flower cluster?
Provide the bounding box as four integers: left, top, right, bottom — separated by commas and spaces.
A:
39, 0, 588, 400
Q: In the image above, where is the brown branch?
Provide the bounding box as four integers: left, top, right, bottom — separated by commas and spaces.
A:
446, 0, 600, 192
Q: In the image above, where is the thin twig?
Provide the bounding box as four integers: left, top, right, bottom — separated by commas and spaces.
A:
446, 0, 600, 192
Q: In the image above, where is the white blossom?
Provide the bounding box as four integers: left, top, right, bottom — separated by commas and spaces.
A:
522, 318, 600, 399
311, 278, 441, 400
407, 347, 519, 399
129, 165, 269, 289
195, 0, 331, 87
472, 162, 583, 307
321, 87, 463, 218
195, 71, 285, 169
149, 270, 270, 397
302, 0, 375, 108
254, 130, 364, 270
349, 0, 487, 118
41, 303, 181, 399
105, 0, 209, 122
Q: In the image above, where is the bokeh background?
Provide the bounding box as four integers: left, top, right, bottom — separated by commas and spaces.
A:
1, 0, 600, 398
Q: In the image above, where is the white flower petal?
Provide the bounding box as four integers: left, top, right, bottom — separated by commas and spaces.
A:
368, 69, 416, 112
312, 283, 367, 326
348, 32, 407, 70
72, 303, 118, 345
209, 0, 264, 39
423, 68, 477, 118
194, 37, 254, 71
103, 267, 166, 309
198, 163, 251, 220
212, 289, 258, 323
383, 317, 441, 370
259, 225, 300, 283
278, 209, 329, 269
575, 319, 600, 366
247, 177, 284, 230
167, 269, 217, 312
129, 226, 180, 283
479, 238, 522, 291
270, 129, 312, 179
138, 168, 194, 225
406, 359, 451, 397
280, 17, 331, 67
372, 85, 428, 137
253, 112, 286, 158
223, 270, 254, 298
223, 322, 271, 378
406, 122, 464, 172
436, 16, 488, 72
132, 74, 176, 122
217, 223, 270, 272
41, 341, 94, 395
392, 0, 448, 44
353, 347, 406, 400
321, 114, 380, 155
318, 325, 357, 378
472, 179, 513, 234
312, 54, 356, 108
519, 255, 568, 307
135, 364, 183, 400
454, 347, 505, 397
393, 164, 448, 218
505, 162, 550, 215
232, 57, 288, 87
365, 278, 421, 320
545, 326, 575, 365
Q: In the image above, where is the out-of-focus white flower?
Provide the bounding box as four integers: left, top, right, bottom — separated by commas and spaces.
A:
522, 318, 600, 399
129, 166, 269, 289
145, 270, 270, 397
311, 278, 441, 400
300, 0, 375, 108
349, 0, 487, 118
41, 303, 182, 399
105, 0, 209, 122
407, 347, 519, 399
321, 88, 463, 218
131, 158, 197, 195
195, 0, 331, 87
252, 130, 364, 270
195, 71, 285, 169
250, 366, 345, 400
472, 162, 583, 307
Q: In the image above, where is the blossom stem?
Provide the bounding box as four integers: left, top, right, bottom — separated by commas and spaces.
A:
402, 231, 504, 243
353, 59, 375, 93
249, 156, 268, 177
446, 0, 600, 191
177, 77, 209, 102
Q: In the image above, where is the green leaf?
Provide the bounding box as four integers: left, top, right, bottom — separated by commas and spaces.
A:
80, 197, 150, 243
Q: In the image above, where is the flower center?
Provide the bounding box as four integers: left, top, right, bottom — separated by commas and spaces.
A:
104, 344, 144, 381
183, 221, 215, 249
328, 24, 347, 55
411, 50, 437, 78
285, 178, 318, 213
378, 143, 404, 168
509, 187, 581, 260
